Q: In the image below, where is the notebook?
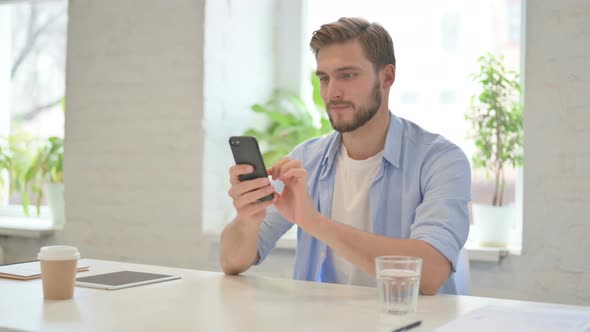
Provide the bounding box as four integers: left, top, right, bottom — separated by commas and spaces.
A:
0, 259, 90, 280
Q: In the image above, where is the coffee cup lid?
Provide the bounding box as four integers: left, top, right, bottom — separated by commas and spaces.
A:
38, 246, 80, 261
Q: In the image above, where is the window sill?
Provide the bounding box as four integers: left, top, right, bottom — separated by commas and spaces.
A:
0, 216, 56, 238
464, 223, 523, 263
464, 242, 520, 263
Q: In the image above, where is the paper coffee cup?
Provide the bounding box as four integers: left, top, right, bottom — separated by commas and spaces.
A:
38, 246, 80, 300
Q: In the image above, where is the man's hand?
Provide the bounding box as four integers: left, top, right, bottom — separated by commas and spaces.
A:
268, 158, 319, 229
227, 164, 277, 224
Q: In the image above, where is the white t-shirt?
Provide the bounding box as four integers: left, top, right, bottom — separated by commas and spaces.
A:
320, 143, 383, 287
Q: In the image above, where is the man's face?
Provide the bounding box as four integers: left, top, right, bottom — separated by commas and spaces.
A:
315, 40, 382, 133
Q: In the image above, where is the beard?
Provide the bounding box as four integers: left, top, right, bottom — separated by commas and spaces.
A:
327, 79, 382, 133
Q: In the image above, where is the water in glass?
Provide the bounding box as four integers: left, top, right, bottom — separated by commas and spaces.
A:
377, 268, 420, 314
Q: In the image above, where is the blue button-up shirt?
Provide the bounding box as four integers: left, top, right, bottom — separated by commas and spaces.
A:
256, 112, 471, 294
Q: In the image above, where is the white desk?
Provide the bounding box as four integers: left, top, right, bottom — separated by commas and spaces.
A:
0, 259, 588, 332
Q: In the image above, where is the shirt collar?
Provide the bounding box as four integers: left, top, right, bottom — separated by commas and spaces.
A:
320, 131, 341, 177
320, 111, 403, 173
383, 112, 403, 168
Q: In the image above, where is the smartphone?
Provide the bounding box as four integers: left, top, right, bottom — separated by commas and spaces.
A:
229, 136, 274, 202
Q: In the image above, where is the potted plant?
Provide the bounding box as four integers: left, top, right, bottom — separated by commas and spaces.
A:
245, 73, 332, 166
466, 53, 524, 247
0, 132, 42, 215
0, 133, 64, 227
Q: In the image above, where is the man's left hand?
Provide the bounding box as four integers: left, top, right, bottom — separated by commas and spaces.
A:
268, 157, 319, 229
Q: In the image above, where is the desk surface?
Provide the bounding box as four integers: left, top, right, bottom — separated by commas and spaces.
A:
0, 259, 588, 332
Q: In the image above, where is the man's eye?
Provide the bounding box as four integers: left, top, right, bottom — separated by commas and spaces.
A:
342, 73, 355, 79
319, 76, 329, 82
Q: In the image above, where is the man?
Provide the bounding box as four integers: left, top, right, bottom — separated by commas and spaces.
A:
220, 17, 470, 295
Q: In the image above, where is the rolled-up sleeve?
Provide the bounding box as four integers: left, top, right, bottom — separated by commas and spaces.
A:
256, 206, 293, 265
255, 204, 293, 265
410, 145, 471, 272
255, 147, 309, 265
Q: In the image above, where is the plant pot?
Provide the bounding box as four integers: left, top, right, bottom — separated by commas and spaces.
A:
46, 182, 65, 229
472, 203, 516, 248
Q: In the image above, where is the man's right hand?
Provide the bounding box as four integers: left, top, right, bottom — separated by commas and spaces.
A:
227, 164, 277, 224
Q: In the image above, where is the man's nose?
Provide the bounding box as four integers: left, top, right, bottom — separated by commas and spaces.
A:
326, 80, 343, 101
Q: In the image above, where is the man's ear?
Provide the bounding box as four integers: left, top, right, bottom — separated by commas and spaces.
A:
382, 64, 396, 88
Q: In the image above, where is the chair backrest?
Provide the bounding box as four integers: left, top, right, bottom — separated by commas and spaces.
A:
453, 248, 472, 295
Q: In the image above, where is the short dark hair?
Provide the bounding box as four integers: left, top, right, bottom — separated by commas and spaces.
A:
310, 17, 396, 69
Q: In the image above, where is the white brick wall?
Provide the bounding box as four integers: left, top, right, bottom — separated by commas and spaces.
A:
58, 0, 206, 268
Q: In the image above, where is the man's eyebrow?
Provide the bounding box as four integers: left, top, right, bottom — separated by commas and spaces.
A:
315, 66, 363, 76
334, 66, 362, 72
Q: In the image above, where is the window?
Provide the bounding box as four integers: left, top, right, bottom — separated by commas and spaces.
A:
0, 0, 67, 213
201, 1, 524, 246
307, 0, 523, 209
440, 12, 461, 52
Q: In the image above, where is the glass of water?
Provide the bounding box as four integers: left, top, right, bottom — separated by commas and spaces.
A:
376, 256, 422, 314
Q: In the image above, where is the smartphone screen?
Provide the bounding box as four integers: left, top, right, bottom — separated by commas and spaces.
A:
229, 136, 274, 201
